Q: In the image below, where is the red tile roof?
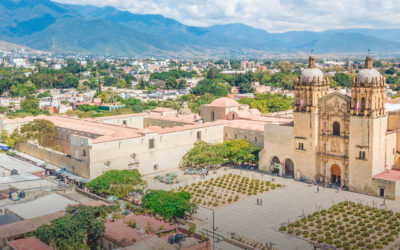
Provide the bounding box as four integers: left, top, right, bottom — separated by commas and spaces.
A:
8, 237, 52, 250
104, 214, 176, 246
373, 169, 400, 181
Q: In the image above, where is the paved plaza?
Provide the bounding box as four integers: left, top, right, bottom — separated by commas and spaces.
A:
151, 169, 400, 250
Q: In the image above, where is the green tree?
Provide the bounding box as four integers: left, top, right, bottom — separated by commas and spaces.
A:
19, 119, 57, 148
58, 74, 79, 88
278, 61, 294, 72
190, 79, 229, 97
115, 78, 127, 88
207, 68, 216, 80
223, 140, 260, 164
77, 104, 99, 112
20, 97, 40, 115
181, 141, 226, 168
165, 76, 178, 89
385, 67, 396, 75
37, 90, 51, 98
333, 73, 352, 87
33, 205, 107, 249
103, 76, 117, 86
237, 93, 293, 113
86, 169, 146, 198
142, 190, 197, 219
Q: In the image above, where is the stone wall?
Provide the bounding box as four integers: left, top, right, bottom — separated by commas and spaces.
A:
16, 143, 90, 179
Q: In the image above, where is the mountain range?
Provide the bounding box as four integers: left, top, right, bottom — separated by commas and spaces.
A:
1, 0, 400, 57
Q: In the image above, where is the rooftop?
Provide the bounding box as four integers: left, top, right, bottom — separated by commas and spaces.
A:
6, 193, 76, 219
8, 237, 52, 250
104, 214, 176, 246
208, 97, 240, 108
146, 120, 228, 134
0, 213, 21, 227
0, 154, 44, 174
0, 211, 64, 240
5, 115, 146, 144
373, 169, 400, 182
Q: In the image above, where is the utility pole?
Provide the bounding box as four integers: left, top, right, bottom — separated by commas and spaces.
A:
200, 206, 217, 250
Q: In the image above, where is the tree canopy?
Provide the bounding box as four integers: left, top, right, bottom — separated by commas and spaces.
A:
86, 169, 146, 198
142, 190, 196, 219
237, 93, 293, 113
181, 140, 260, 169
15, 119, 58, 149
333, 73, 352, 88
33, 205, 107, 249
190, 79, 230, 97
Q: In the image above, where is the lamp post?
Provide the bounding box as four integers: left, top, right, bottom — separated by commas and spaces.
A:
200, 205, 216, 250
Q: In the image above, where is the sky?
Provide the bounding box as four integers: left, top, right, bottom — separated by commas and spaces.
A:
53, 0, 400, 33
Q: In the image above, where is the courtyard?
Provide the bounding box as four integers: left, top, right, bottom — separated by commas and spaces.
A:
146, 169, 400, 250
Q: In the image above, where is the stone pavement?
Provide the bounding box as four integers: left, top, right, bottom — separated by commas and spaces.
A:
193, 170, 400, 250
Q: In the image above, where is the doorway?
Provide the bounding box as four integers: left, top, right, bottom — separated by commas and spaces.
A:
331, 164, 341, 186
379, 187, 385, 197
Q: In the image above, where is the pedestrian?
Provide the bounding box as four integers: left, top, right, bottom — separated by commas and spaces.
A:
260, 199, 263, 205
317, 186, 319, 193
383, 198, 386, 206
257, 198, 259, 205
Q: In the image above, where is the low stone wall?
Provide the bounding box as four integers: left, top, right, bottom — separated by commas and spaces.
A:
75, 188, 113, 204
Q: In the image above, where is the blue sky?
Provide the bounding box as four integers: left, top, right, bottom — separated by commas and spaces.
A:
54, 0, 400, 32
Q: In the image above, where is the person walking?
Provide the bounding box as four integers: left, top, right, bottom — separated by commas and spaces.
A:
317, 186, 319, 193
257, 198, 259, 205
260, 199, 263, 205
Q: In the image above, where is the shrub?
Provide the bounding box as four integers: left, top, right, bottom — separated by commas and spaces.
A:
279, 226, 287, 231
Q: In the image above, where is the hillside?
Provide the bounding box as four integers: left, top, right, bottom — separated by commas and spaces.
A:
0, 0, 399, 57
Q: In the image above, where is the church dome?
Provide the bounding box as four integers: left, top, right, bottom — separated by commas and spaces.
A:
357, 68, 381, 83
301, 68, 324, 81
300, 55, 324, 81
210, 97, 240, 107
356, 56, 381, 83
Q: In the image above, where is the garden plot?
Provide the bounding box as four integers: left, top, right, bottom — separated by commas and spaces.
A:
176, 173, 282, 208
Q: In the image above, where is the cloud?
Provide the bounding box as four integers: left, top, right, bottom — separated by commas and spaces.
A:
53, 0, 400, 32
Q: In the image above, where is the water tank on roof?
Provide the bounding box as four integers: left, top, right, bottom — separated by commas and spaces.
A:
19, 191, 25, 199
168, 235, 176, 244
10, 169, 18, 175
11, 192, 18, 200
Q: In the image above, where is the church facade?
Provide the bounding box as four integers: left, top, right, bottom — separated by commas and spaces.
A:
259, 56, 400, 199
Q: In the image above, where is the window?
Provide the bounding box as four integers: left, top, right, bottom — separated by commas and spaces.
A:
225, 133, 227, 137
82, 149, 86, 157
255, 137, 257, 142
149, 139, 155, 149
333, 122, 340, 136
361, 97, 366, 113
154, 164, 159, 170
298, 142, 304, 150
197, 131, 202, 140
244, 136, 247, 139
359, 151, 366, 160
234, 134, 237, 139
211, 111, 215, 121
122, 120, 127, 126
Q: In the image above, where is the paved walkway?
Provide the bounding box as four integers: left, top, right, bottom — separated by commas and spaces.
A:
192, 170, 400, 250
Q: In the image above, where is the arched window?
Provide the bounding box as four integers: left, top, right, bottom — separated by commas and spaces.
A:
333, 122, 340, 136
361, 97, 366, 114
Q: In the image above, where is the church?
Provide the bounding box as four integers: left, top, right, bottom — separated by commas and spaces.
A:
259, 55, 400, 199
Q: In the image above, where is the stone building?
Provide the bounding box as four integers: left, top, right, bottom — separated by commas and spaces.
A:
259, 56, 400, 199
